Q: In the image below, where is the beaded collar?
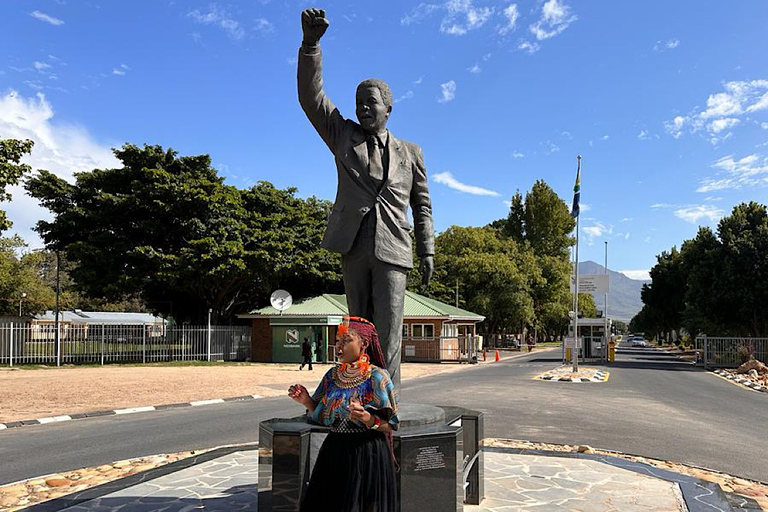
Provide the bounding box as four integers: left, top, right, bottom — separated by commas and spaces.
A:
333, 354, 372, 388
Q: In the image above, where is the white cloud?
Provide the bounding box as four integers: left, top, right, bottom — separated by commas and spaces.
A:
673, 205, 724, 224
401, 0, 494, 35
601, 135, 609, 140
653, 38, 679, 52
254, 17, 275, 35
704, 196, 722, 202
621, 217, 632, 222
541, 140, 559, 153
433, 171, 500, 196
664, 116, 686, 139
667, 80, 768, 141
762, 122, 768, 130
498, 3, 519, 35
438, 80, 456, 103
441, 0, 494, 35
482, 53, 492, 61
188, 5, 245, 40
112, 68, 125, 76
33, 61, 52, 71
561, 131, 572, 139
518, 40, 540, 54
708, 118, 739, 134
0, 91, 120, 247
580, 203, 591, 212
414, 76, 424, 85
467, 64, 481, 74
697, 153, 768, 192
620, 270, 650, 281
512, 151, 524, 159
395, 90, 414, 103
529, 0, 577, 41
583, 221, 612, 244
638, 130, 650, 140
30, 11, 64, 26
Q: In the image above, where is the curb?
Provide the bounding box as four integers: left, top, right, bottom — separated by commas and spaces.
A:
713, 369, 768, 393
0, 394, 263, 432
539, 370, 609, 382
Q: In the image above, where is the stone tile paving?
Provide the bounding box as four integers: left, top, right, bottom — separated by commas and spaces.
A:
54, 451, 258, 511
465, 453, 687, 512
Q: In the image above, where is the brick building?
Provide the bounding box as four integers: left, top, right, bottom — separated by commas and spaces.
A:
238, 291, 484, 364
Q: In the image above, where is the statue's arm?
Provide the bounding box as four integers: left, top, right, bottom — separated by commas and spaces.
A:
410, 145, 435, 258
297, 44, 345, 154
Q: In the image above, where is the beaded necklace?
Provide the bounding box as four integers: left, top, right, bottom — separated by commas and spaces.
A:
333, 354, 372, 388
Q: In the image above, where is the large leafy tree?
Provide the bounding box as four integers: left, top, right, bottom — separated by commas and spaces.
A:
26, 143, 341, 323
1, 138, 34, 233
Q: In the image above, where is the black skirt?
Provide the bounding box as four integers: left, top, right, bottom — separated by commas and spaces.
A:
300, 430, 397, 512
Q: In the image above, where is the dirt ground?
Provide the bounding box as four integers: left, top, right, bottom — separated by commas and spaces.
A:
0, 357, 510, 423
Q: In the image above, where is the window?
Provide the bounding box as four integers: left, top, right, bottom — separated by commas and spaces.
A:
411, 324, 434, 339
402, 324, 409, 339
442, 323, 457, 337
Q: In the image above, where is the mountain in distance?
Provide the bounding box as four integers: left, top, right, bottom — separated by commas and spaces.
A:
577, 260, 649, 323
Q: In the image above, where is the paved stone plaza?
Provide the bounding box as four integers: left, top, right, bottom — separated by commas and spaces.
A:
468, 452, 686, 512
26, 446, 757, 512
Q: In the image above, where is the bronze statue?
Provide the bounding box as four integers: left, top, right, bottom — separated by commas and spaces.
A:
298, 8, 435, 390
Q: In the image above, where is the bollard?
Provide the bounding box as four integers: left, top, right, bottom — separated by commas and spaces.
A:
494, 350, 499, 362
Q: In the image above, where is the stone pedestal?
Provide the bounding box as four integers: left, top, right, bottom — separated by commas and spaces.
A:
258, 404, 483, 512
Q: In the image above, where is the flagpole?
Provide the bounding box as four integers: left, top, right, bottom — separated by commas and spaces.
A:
573, 155, 581, 372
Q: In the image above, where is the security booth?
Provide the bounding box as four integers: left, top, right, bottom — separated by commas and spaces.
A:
564, 317, 613, 364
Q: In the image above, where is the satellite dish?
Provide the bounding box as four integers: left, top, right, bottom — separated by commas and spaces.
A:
270, 289, 293, 314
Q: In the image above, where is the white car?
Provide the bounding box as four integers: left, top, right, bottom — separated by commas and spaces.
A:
631, 337, 646, 347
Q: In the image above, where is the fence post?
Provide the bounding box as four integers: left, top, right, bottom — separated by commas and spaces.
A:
57, 322, 62, 367
101, 324, 105, 365
703, 335, 708, 370
143, 324, 146, 364
9, 324, 14, 367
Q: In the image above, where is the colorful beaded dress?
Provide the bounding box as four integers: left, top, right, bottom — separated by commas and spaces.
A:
301, 356, 399, 512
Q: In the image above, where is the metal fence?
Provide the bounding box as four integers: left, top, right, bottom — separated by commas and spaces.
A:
401, 335, 478, 363
0, 324, 251, 366
695, 336, 768, 369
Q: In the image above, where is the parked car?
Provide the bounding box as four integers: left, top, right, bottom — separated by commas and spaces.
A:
631, 336, 647, 347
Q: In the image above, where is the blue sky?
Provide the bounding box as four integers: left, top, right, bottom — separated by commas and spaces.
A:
2, 0, 768, 280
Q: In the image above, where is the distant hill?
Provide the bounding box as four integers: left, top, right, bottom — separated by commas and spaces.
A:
577, 261, 648, 322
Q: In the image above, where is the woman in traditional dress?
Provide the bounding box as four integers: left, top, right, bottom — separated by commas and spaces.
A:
288, 316, 398, 512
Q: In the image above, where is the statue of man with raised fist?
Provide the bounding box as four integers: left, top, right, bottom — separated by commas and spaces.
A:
297, 8, 435, 390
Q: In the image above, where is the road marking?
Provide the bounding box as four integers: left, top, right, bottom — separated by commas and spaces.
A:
115, 406, 157, 415
710, 371, 766, 394
190, 399, 225, 407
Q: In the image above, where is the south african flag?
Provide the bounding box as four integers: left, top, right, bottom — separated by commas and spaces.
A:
571, 156, 581, 218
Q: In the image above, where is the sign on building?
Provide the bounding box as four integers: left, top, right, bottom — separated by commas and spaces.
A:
564, 336, 583, 348
286, 329, 299, 344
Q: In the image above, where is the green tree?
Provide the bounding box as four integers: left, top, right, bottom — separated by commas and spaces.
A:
1, 138, 34, 233
26, 143, 341, 323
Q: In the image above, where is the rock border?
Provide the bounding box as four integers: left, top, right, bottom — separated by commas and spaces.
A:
713, 369, 768, 394
0, 394, 263, 432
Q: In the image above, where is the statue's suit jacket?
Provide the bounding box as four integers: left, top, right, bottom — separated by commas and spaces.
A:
298, 45, 434, 269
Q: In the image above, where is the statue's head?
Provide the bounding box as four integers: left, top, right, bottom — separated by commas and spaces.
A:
356, 78, 392, 135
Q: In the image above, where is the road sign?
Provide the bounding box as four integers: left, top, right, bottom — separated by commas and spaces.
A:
564, 336, 583, 348
570, 274, 609, 293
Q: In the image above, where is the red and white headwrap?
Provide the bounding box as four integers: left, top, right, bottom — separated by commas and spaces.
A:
338, 316, 387, 370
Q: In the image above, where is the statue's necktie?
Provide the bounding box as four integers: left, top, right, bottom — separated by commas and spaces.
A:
368, 136, 384, 181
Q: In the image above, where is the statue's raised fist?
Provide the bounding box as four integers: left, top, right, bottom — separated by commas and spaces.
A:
301, 8, 329, 45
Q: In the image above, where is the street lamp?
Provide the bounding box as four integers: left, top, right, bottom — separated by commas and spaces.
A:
19, 292, 27, 317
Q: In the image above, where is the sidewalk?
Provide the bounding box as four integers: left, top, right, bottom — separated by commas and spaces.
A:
16, 444, 761, 512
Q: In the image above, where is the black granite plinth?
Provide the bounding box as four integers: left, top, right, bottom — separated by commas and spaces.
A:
258, 403, 484, 512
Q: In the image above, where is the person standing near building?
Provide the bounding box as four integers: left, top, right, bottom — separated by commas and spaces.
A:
300, 337, 313, 371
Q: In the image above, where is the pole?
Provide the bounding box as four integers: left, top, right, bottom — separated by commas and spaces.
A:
572, 155, 581, 372
142, 323, 146, 364
207, 308, 212, 362
9, 323, 14, 367
604, 241, 609, 364
101, 324, 105, 365
54, 251, 61, 367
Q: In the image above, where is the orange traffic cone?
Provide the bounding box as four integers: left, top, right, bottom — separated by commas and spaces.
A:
495, 350, 500, 362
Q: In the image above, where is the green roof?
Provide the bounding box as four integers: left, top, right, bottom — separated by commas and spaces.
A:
244, 290, 484, 321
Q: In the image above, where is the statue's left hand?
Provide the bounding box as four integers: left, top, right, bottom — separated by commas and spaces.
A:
420, 255, 434, 287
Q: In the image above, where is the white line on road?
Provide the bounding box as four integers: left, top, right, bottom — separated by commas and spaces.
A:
190, 399, 225, 407
115, 406, 157, 415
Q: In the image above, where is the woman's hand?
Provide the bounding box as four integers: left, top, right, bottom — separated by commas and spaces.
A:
288, 383, 314, 410
348, 399, 372, 426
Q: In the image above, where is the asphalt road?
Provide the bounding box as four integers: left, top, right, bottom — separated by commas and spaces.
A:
1, 344, 766, 485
